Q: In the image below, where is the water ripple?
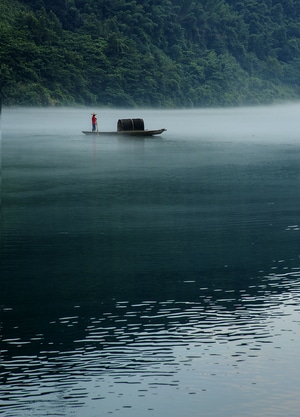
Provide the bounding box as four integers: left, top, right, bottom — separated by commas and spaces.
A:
1, 266, 300, 415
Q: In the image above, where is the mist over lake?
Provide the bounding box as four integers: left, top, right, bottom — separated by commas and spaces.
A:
1, 104, 300, 417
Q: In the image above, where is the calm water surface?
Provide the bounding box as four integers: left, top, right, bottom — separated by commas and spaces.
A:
1, 105, 300, 416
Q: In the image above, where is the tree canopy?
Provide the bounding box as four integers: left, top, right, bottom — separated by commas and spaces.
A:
1, 0, 300, 107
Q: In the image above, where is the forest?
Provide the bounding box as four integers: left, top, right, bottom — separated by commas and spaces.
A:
1, 0, 300, 107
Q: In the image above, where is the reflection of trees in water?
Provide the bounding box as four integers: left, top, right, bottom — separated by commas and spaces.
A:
1, 260, 299, 416
2, 256, 299, 361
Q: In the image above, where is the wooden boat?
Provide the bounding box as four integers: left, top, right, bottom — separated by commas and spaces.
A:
82, 118, 166, 137
82, 128, 166, 137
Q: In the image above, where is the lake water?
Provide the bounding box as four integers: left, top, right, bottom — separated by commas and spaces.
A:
1, 105, 300, 417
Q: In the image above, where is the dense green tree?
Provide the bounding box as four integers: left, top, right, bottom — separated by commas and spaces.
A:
1, 0, 300, 107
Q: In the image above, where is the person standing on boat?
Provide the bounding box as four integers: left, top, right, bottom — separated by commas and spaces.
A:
92, 113, 97, 132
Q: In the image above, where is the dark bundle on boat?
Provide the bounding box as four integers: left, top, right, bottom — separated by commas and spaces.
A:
117, 119, 145, 132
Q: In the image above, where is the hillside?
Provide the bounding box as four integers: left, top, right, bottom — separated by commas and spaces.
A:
1, 0, 300, 107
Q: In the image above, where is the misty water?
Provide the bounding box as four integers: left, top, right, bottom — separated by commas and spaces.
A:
1, 105, 300, 417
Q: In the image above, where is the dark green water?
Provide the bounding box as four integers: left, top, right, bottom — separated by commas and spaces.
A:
1, 106, 300, 416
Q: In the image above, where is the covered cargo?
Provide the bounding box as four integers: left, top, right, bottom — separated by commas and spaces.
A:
117, 118, 145, 131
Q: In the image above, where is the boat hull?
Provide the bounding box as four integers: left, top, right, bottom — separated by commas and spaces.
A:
82, 128, 166, 137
